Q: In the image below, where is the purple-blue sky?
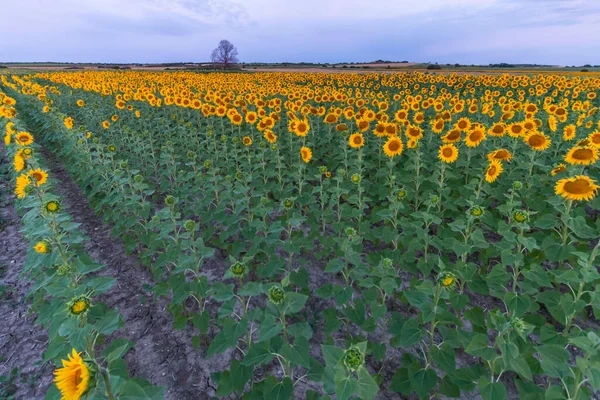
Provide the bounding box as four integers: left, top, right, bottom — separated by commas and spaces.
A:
4, 0, 600, 65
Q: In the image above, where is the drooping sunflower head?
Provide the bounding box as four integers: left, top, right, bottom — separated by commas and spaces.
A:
564, 146, 598, 166
488, 122, 506, 137
438, 144, 458, 164
487, 149, 512, 162
524, 132, 551, 151
442, 128, 461, 143
551, 163, 567, 176
263, 130, 277, 144
13, 154, 25, 172
383, 137, 403, 158
300, 146, 312, 163
53, 349, 93, 400
555, 175, 599, 201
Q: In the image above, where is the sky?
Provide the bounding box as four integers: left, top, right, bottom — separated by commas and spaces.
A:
2, 0, 599, 65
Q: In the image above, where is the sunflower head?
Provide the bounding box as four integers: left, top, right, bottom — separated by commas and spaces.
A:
343, 346, 364, 372
438, 271, 457, 289
44, 200, 61, 214
351, 174, 361, 183
555, 175, 599, 202
469, 205, 485, 219
34, 240, 51, 254
267, 286, 285, 305
54, 349, 94, 400
68, 295, 92, 317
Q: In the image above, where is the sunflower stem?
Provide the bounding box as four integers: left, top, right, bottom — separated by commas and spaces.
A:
101, 368, 116, 400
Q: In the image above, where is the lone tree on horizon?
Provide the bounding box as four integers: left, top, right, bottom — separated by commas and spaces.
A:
211, 40, 239, 70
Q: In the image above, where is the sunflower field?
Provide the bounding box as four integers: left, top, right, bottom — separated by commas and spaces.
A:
1, 70, 600, 400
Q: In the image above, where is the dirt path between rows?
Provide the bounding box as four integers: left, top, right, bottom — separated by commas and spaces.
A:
40, 148, 233, 399
0, 147, 53, 399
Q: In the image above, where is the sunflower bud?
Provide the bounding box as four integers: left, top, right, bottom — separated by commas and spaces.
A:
397, 188, 407, 200
134, 174, 143, 183
187, 151, 196, 159
511, 210, 530, 224
283, 198, 294, 209
345, 227, 357, 237
319, 166, 328, 174
204, 160, 212, 168
512, 181, 523, 191
221, 135, 227, 142
382, 258, 393, 268
164, 195, 176, 206
56, 262, 74, 276
438, 271, 457, 289
351, 174, 361, 183
260, 197, 269, 205
343, 346, 364, 372
235, 172, 244, 180
232, 137, 239, 144
107, 144, 116, 152
184, 220, 196, 232
267, 286, 285, 305
469, 205, 484, 218
271, 144, 278, 151
230, 261, 247, 278
120, 161, 128, 169
430, 195, 440, 205
510, 316, 526, 334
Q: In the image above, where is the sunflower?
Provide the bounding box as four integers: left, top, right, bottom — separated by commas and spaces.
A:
551, 163, 566, 176
438, 144, 458, 163
43, 106, 50, 113
455, 117, 471, 132
507, 123, 525, 138
28, 169, 49, 186
407, 139, 418, 149
242, 136, 253, 146
394, 109, 408, 122
405, 125, 423, 141
431, 119, 445, 134
245, 111, 257, 124
34, 241, 50, 254
383, 137, 403, 158
44, 200, 61, 213
336, 123, 348, 132
111, 115, 119, 122
348, 133, 365, 149
324, 113, 338, 124
555, 175, 598, 201
564, 146, 599, 165
373, 122, 387, 137
587, 131, 600, 148
54, 349, 91, 400
356, 119, 370, 132
3, 131, 10, 146
14, 154, 25, 172
464, 127, 486, 148
487, 149, 512, 162
263, 130, 277, 144
15, 132, 34, 146
485, 160, 503, 183
15, 174, 30, 199
548, 115, 557, 132
300, 146, 312, 163
442, 129, 461, 143
524, 132, 551, 151
76, 100, 84, 107
102, 121, 110, 129
230, 113, 243, 126
294, 119, 310, 137
563, 125, 576, 141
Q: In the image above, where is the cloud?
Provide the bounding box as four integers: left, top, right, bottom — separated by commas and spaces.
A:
2, 0, 598, 64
